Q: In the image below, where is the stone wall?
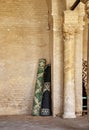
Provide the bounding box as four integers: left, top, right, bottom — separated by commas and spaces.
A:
0, 0, 50, 115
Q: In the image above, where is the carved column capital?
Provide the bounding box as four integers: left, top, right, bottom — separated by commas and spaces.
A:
63, 10, 78, 40
81, 0, 88, 4
75, 25, 84, 35
85, 0, 89, 18
63, 24, 76, 40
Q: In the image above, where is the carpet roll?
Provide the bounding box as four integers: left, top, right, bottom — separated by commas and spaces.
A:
32, 58, 46, 116
41, 64, 51, 116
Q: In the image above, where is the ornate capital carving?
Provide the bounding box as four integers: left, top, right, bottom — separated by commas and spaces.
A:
63, 10, 79, 40
85, 0, 89, 18
75, 24, 84, 34
63, 24, 76, 40
81, 0, 88, 4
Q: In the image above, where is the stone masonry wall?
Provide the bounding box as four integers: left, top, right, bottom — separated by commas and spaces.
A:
0, 0, 50, 115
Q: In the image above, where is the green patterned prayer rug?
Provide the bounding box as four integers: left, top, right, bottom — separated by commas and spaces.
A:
32, 59, 46, 116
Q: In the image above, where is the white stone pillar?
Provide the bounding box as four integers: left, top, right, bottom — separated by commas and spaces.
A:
63, 11, 78, 118
52, 15, 64, 117
75, 3, 85, 116
75, 27, 83, 116
51, 0, 66, 117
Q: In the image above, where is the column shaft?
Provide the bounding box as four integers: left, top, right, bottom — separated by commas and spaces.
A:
75, 3, 85, 116
51, 0, 66, 117
52, 15, 64, 116
75, 28, 83, 115
63, 31, 76, 118
63, 11, 78, 118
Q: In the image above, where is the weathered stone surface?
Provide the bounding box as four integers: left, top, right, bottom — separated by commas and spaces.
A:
51, 0, 66, 117
0, 0, 50, 115
75, 3, 85, 116
0, 0, 88, 118
63, 10, 79, 118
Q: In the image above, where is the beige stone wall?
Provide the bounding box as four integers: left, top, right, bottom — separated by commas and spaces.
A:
0, 0, 87, 117
0, 0, 50, 115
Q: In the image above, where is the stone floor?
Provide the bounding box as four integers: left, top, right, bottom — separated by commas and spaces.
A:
0, 115, 88, 130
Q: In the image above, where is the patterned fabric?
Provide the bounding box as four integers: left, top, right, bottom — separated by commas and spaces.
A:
32, 59, 46, 116
41, 108, 50, 116
41, 64, 51, 116
82, 60, 87, 94
82, 60, 87, 111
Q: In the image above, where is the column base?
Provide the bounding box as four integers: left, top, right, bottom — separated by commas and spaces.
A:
63, 112, 76, 118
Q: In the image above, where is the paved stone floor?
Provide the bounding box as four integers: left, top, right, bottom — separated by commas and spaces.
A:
0, 115, 88, 130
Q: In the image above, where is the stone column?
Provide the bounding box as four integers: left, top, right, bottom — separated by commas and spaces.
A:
63, 11, 78, 118
75, 3, 85, 116
65, 0, 84, 117
51, 0, 66, 117
52, 15, 64, 117
75, 26, 84, 116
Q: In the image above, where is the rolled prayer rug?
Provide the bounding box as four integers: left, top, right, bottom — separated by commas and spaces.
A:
41, 64, 51, 116
32, 58, 46, 116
